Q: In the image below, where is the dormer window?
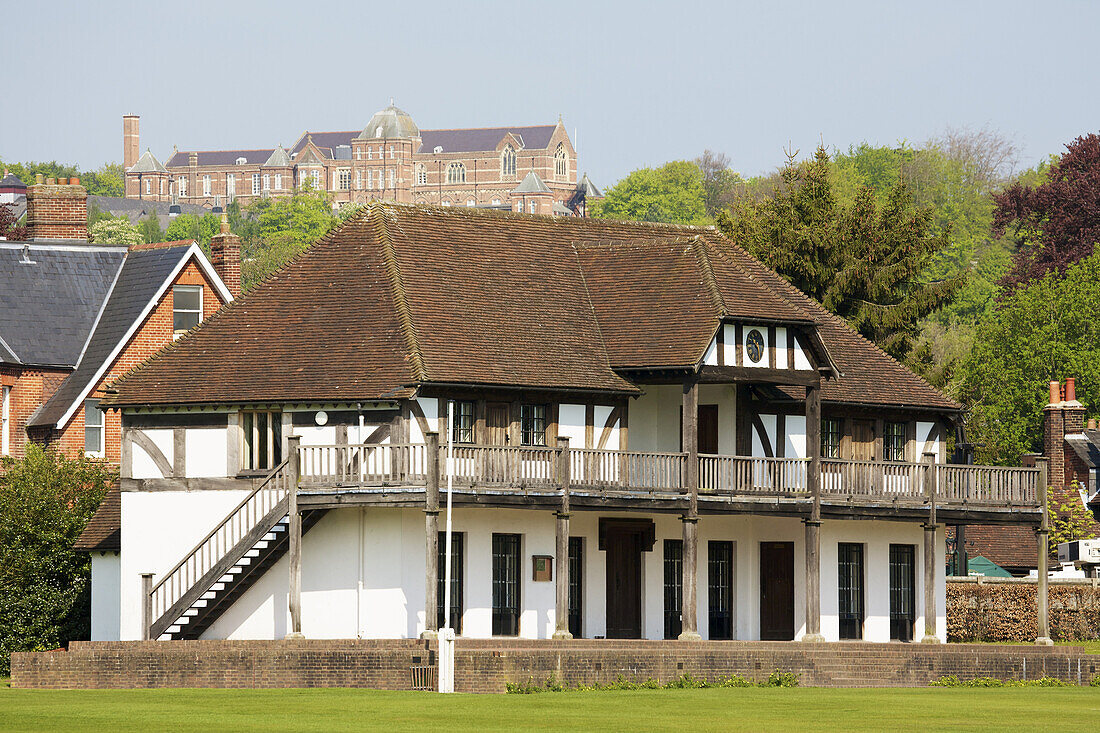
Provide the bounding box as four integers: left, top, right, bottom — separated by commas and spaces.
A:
236, 156, 247, 165
501, 144, 516, 178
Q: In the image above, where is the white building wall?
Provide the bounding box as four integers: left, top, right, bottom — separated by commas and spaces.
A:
118, 499, 945, 644
629, 385, 737, 454
90, 553, 121, 641
185, 428, 228, 477
558, 404, 586, 449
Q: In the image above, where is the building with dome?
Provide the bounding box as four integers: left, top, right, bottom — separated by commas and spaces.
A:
122, 105, 600, 216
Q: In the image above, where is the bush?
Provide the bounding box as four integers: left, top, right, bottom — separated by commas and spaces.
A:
930, 674, 1071, 687
505, 670, 799, 693
0, 446, 114, 674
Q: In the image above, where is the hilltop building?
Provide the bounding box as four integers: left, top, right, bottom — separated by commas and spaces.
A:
122, 105, 601, 216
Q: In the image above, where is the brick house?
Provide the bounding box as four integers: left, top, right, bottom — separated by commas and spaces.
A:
122, 104, 602, 216
81, 203, 1043, 645
0, 176, 236, 465
949, 378, 1100, 576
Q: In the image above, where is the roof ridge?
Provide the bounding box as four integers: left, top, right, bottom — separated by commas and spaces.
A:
372, 204, 426, 381
422, 124, 556, 133
690, 236, 727, 319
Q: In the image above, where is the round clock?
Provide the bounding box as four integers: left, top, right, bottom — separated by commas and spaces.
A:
315, 410, 329, 426
746, 329, 765, 364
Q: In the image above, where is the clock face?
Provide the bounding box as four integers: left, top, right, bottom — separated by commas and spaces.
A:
746, 329, 765, 364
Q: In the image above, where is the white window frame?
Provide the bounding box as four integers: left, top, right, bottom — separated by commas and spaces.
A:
144, 179, 151, 195
388, 169, 395, 187
203, 174, 211, 196
274, 173, 282, 190
367, 147, 373, 161
263, 174, 271, 191
529, 201, 537, 214
84, 398, 104, 458
447, 162, 466, 184
159, 179, 164, 195
227, 174, 236, 195
416, 164, 427, 185
311, 170, 320, 188
172, 284, 203, 334
339, 168, 351, 191
1, 385, 10, 456
252, 173, 261, 195
356, 170, 362, 189
555, 143, 567, 179
502, 145, 516, 178
178, 176, 187, 196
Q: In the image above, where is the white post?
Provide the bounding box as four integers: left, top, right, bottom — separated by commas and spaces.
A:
438, 400, 456, 693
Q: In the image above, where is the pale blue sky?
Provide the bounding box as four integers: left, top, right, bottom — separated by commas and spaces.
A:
2, 0, 1097, 186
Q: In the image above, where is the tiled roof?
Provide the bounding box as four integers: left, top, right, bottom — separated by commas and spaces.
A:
107, 204, 961, 412
512, 171, 552, 194
129, 150, 167, 173
949, 525, 1038, 573
0, 172, 26, 189
0, 242, 127, 367
73, 486, 120, 552
28, 245, 195, 428
419, 125, 557, 154
290, 131, 357, 157
166, 149, 274, 167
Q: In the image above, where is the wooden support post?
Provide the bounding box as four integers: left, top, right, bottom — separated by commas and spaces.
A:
423, 431, 440, 639
803, 383, 825, 642
921, 451, 940, 643
141, 572, 153, 641
679, 377, 702, 641
553, 436, 573, 639
287, 435, 304, 639
1036, 456, 1053, 646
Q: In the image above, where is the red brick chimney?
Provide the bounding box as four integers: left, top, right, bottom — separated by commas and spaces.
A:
123, 115, 140, 172
1043, 377, 1087, 491
209, 214, 241, 297
25, 174, 87, 240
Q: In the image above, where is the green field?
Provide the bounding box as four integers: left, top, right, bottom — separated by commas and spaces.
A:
1, 686, 1097, 732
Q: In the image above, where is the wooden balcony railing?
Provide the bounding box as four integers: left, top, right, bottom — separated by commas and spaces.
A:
294, 443, 1041, 508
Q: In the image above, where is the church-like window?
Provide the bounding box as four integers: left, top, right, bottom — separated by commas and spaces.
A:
447, 162, 466, 184
554, 143, 567, 178
501, 145, 516, 178
415, 164, 427, 185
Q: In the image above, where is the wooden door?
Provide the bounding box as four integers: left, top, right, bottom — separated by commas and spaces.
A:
605, 528, 642, 638
759, 541, 794, 641
851, 420, 875, 460
698, 405, 719, 455
485, 402, 510, 482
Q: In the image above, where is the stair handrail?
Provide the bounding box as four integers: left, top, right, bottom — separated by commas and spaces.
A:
148, 457, 291, 634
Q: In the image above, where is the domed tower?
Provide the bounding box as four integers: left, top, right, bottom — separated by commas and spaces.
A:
352, 101, 421, 204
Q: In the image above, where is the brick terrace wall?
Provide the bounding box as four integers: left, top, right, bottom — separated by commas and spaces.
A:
948, 577, 1100, 643
2, 365, 70, 460
12, 639, 1100, 691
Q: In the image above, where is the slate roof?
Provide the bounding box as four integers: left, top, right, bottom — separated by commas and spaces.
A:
358, 104, 420, 140
419, 125, 557, 154
88, 196, 210, 230
512, 171, 551, 194
0, 172, 26, 190
28, 244, 195, 427
577, 173, 602, 198
290, 132, 357, 157
73, 486, 121, 552
0, 242, 127, 367
107, 204, 960, 412
263, 147, 291, 167
1066, 431, 1100, 468
129, 150, 167, 173
166, 149, 274, 167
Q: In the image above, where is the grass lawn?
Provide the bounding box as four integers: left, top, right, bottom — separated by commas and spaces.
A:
1, 687, 1098, 732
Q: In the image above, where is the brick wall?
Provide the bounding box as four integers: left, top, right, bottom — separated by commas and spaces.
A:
2, 365, 69, 459
12, 639, 1100, 690
948, 577, 1100, 642
25, 182, 88, 240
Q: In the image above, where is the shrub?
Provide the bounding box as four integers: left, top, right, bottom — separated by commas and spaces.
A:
930, 674, 1071, 687
0, 446, 114, 674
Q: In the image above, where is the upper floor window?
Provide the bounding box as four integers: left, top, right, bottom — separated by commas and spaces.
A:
144, 179, 151, 195
501, 145, 516, 178
528, 201, 537, 214
356, 170, 362, 189
1, 385, 10, 456
84, 399, 104, 457
159, 178, 164, 195
415, 164, 427, 185
178, 176, 187, 196
450, 400, 475, 444
446, 162, 466, 184
262, 174, 270, 191
389, 169, 395, 188
274, 173, 282, 189
241, 410, 282, 472
251, 173, 261, 195
554, 143, 567, 178
235, 156, 247, 165
311, 170, 320, 188
367, 147, 373, 160
339, 169, 351, 190
203, 174, 212, 196
388, 145, 395, 159
884, 421, 907, 462
822, 418, 842, 459
227, 174, 236, 195
520, 404, 547, 446
173, 284, 203, 333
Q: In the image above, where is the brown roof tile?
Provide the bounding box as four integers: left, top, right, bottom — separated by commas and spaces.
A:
106, 204, 960, 412
74, 486, 120, 552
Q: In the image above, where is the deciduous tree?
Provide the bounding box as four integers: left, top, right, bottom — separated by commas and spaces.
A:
88, 216, 144, 246
593, 161, 710, 225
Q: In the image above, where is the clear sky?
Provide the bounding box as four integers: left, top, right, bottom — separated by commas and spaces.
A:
2, 0, 1098, 186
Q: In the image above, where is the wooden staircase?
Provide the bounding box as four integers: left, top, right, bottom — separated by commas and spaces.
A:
147, 457, 322, 641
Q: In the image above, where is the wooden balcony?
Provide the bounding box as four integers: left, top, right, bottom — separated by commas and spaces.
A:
294, 443, 1042, 523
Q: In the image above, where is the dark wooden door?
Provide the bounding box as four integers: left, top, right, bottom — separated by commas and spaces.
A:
851, 420, 875, 460
698, 405, 719, 455
605, 528, 642, 638
760, 541, 794, 641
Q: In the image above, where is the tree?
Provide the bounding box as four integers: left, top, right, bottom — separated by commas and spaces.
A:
164, 213, 221, 251
717, 146, 963, 362
0, 202, 26, 241
88, 216, 143, 246
593, 161, 711, 225
694, 150, 744, 216
994, 133, 1100, 294
1048, 486, 1097, 550
0, 446, 114, 674
0, 160, 123, 197
138, 214, 163, 244
958, 252, 1100, 464
233, 186, 339, 291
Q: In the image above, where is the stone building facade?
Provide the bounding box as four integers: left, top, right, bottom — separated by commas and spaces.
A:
123, 105, 600, 216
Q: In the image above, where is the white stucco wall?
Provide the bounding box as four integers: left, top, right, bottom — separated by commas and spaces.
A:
116, 498, 945, 644
132, 428, 174, 479
185, 427, 228, 477
559, 404, 586, 449
630, 385, 736, 454
90, 552, 121, 641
